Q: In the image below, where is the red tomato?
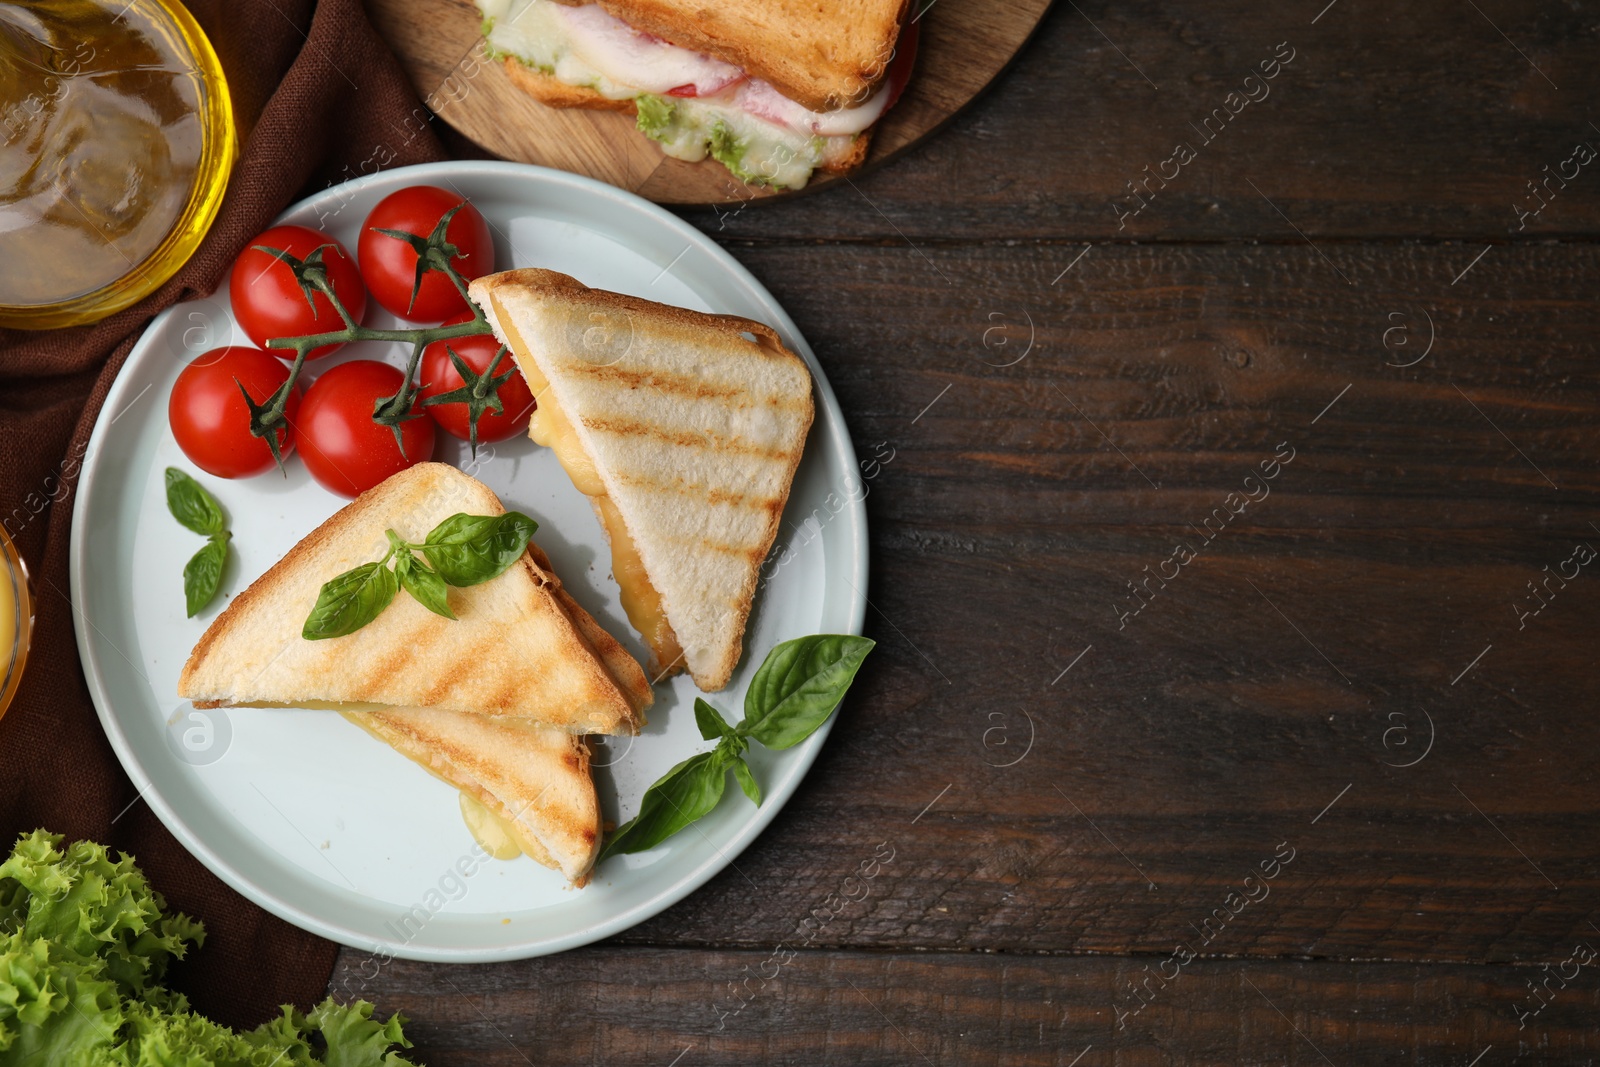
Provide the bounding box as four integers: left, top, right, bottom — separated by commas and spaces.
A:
169, 347, 300, 478
358, 187, 495, 322
230, 225, 367, 360
419, 314, 536, 443
295, 361, 435, 497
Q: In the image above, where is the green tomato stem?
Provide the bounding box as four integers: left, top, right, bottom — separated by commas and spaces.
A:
248, 224, 495, 451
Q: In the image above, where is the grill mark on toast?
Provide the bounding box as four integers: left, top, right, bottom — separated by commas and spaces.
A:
421, 644, 476, 706
567, 363, 747, 401
363, 643, 418, 700
675, 538, 770, 560
580, 415, 800, 460
607, 472, 790, 512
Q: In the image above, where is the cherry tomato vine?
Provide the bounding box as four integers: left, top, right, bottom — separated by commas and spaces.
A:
246, 203, 512, 465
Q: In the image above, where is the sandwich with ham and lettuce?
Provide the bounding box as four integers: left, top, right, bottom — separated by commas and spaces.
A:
476, 0, 919, 189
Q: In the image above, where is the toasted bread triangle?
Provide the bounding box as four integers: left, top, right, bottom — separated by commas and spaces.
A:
341, 709, 600, 885
178, 463, 649, 734
470, 269, 814, 691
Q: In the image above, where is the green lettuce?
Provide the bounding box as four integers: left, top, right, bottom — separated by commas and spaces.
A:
0, 830, 417, 1066
634, 93, 676, 135
707, 122, 753, 180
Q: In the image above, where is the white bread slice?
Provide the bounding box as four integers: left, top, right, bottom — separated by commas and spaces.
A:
178, 462, 650, 734
469, 269, 814, 692
500, 60, 875, 176
570, 0, 913, 112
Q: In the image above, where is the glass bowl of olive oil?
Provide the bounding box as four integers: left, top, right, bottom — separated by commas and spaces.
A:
0, 0, 235, 329
0, 526, 31, 724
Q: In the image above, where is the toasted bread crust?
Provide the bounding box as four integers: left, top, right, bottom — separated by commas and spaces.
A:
179, 463, 647, 733
471, 269, 815, 691
527, 541, 654, 719
819, 129, 872, 175
502, 57, 637, 111
583, 0, 912, 112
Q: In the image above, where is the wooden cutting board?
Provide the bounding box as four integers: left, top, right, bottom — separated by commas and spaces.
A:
367, 0, 1054, 205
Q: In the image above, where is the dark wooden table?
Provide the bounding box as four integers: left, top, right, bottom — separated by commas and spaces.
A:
341, 2, 1600, 1062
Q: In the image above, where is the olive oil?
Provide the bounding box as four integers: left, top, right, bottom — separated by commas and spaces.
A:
0, 0, 233, 328
0, 527, 31, 724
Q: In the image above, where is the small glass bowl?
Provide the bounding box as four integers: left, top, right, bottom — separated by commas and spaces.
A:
0, 526, 33, 722
0, 0, 236, 329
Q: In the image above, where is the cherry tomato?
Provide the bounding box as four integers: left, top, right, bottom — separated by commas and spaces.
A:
419, 314, 536, 443
169, 346, 300, 478
358, 187, 495, 322
230, 225, 367, 360
295, 361, 435, 498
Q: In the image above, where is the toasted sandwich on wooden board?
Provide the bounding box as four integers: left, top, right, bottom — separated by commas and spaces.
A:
468, 268, 814, 693
178, 462, 650, 735
475, 0, 919, 189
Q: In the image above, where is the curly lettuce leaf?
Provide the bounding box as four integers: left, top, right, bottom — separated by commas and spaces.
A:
0, 932, 122, 1064
634, 93, 676, 135
0, 830, 202, 998
308, 999, 414, 1067
0, 832, 419, 1066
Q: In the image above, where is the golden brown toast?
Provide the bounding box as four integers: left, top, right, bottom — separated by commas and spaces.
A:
470, 269, 814, 692
581, 0, 912, 111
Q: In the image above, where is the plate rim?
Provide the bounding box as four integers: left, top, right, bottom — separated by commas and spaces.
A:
68, 159, 869, 962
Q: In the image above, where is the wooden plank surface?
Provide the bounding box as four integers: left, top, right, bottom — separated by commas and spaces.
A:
672, 1, 1600, 239
366, 0, 1054, 204
336, 240, 1600, 1060
333, 948, 1600, 1065
601, 241, 1600, 963
336, 0, 1600, 1060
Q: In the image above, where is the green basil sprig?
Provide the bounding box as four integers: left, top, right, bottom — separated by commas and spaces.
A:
165, 468, 232, 618
600, 634, 874, 861
302, 511, 537, 640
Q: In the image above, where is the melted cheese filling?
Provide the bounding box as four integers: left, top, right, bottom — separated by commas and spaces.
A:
500, 314, 684, 679
459, 790, 525, 860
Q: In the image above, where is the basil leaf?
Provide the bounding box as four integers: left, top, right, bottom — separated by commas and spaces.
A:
599, 750, 728, 860
421, 512, 538, 587
303, 562, 398, 640
183, 533, 229, 618
396, 552, 455, 620
694, 698, 732, 741
731, 758, 762, 807
741, 634, 876, 750
165, 467, 224, 536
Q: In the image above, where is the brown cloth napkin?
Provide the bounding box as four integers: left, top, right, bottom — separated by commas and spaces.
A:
0, 0, 445, 1030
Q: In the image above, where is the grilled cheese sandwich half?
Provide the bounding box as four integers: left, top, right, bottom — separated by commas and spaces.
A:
469, 268, 814, 692
178, 465, 652, 885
